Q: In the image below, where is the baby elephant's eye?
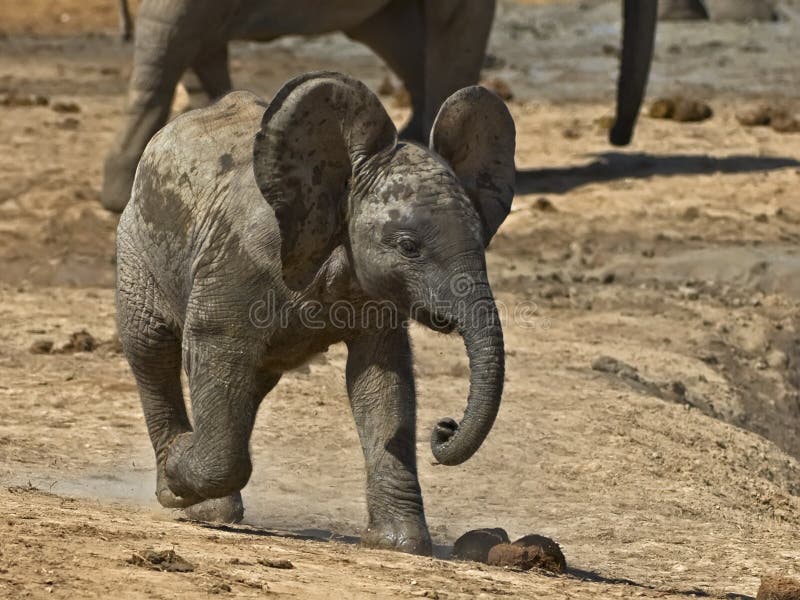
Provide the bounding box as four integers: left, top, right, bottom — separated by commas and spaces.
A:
397, 236, 421, 258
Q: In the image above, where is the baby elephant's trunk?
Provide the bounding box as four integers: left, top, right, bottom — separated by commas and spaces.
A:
430, 288, 504, 466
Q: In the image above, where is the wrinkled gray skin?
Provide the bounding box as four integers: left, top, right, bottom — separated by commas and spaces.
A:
659, 0, 778, 21
102, 0, 658, 212
116, 72, 515, 555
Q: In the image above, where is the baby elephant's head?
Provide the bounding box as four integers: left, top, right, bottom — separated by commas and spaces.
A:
254, 72, 515, 466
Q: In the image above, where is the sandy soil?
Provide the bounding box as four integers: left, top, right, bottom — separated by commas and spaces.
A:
2, 1, 800, 598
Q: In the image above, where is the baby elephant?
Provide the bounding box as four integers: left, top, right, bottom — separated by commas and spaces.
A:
116, 72, 515, 555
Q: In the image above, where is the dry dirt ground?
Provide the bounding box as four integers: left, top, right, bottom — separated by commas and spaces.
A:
2, 1, 800, 598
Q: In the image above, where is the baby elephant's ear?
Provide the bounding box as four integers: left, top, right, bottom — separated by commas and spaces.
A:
253, 71, 397, 290
430, 86, 516, 246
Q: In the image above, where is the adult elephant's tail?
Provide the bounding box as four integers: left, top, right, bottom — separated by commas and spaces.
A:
610, 0, 658, 146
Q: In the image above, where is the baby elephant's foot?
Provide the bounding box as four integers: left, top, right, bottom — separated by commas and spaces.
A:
156, 470, 201, 509
361, 519, 432, 556
183, 492, 244, 524
163, 432, 252, 501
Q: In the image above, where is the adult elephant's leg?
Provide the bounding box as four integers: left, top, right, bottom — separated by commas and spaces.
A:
345, 0, 426, 141
118, 0, 133, 41
101, 0, 232, 213
423, 0, 495, 136
346, 327, 432, 556
609, 0, 658, 146
163, 333, 277, 523
191, 43, 233, 101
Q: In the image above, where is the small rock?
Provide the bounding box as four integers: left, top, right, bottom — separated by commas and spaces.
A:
452, 528, 509, 563
209, 583, 232, 594
258, 558, 294, 569
30, 340, 54, 355
532, 197, 556, 212
481, 77, 513, 101
51, 100, 81, 113
756, 574, 800, 600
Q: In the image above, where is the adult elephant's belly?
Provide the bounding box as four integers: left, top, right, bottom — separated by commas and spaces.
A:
234, 0, 392, 41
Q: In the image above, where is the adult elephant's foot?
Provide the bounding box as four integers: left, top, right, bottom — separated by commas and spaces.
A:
183, 493, 245, 524
101, 152, 138, 213
361, 519, 432, 556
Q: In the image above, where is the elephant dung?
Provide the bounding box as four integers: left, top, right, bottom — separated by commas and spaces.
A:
736, 105, 800, 133
649, 97, 713, 122
756, 575, 800, 600
128, 549, 194, 573
487, 534, 566, 574
452, 528, 509, 563
737, 105, 773, 127
769, 113, 800, 134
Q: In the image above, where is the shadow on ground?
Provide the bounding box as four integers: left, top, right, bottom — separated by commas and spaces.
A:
516, 152, 800, 195
190, 520, 756, 599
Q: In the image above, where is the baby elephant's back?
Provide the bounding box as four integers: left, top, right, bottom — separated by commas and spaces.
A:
120, 91, 272, 310
135, 90, 269, 210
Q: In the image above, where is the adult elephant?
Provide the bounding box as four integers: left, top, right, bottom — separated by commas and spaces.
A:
101, 0, 659, 213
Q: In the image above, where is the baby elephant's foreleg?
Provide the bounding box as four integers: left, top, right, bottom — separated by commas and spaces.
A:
164, 337, 277, 516
346, 328, 432, 556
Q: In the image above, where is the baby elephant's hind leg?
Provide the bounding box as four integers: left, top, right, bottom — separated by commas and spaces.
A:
162, 333, 277, 520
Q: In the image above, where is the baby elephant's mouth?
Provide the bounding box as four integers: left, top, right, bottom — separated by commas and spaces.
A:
412, 306, 457, 334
